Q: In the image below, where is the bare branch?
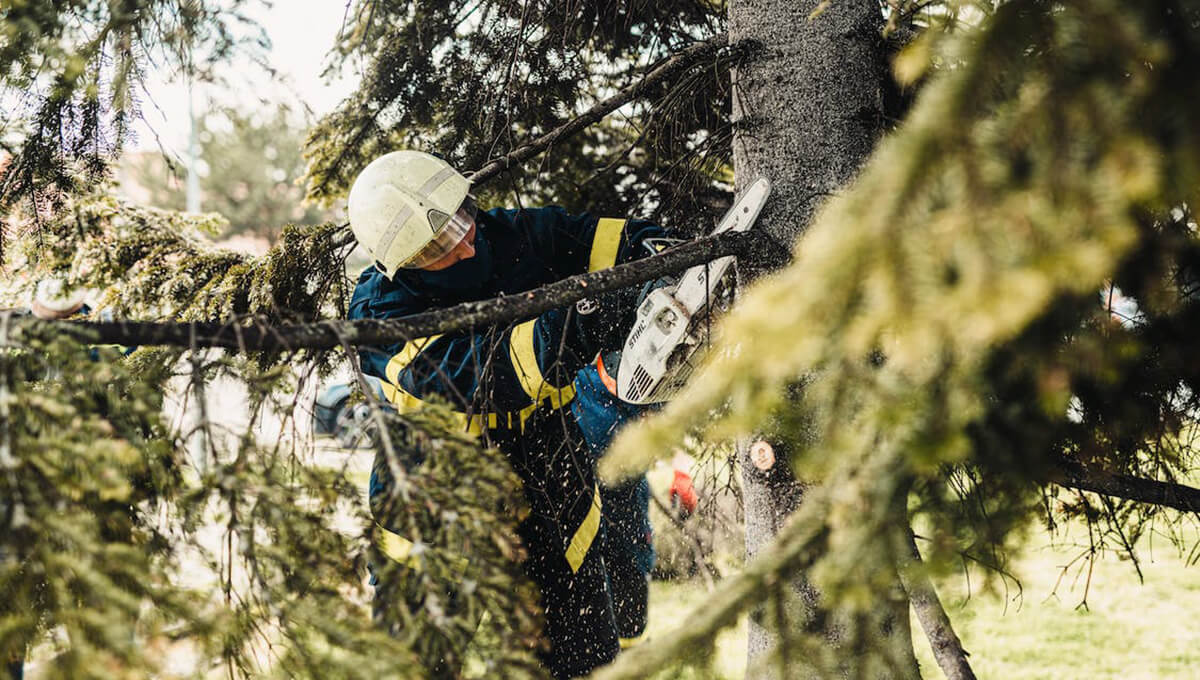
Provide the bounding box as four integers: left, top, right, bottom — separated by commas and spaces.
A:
470, 35, 733, 187
18, 230, 773, 351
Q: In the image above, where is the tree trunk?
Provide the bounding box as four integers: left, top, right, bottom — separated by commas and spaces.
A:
729, 0, 918, 676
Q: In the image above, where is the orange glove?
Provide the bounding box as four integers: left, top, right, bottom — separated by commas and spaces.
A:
669, 469, 698, 518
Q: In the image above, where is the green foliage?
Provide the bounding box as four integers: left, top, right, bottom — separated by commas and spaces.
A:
0, 0, 262, 225
7, 0, 1200, 677
303, 0, 732, 232
604, 0, 1200, 672
1, 0, 744, 677
18, 193, 349, 327
123, 104, 337, 243
369, 405, 546, 679
0, 173, 545, 675
0, 321, 183, 678
0, 317, 543, 677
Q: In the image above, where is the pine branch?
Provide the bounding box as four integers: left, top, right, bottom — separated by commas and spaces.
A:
893, 463, 1200, 680
17, 230, 772, 351
587, 459, 1200, 680
895, 530, 977, 680
324, 35, 738, 250
469, 34, 733, 187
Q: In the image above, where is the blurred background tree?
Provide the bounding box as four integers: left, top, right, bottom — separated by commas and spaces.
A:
119, 104, 337, 244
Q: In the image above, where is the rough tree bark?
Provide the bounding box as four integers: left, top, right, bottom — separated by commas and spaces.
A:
14, 231, 773, 351
728, 0, 919, 676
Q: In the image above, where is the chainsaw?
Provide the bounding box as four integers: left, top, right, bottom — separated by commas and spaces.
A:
616, 177, 771, 404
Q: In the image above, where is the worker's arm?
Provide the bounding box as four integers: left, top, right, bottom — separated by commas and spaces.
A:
492, 206, 668, 362
349, 209, 665, 415
350, 270, 606, 414
493, 206, 665, 276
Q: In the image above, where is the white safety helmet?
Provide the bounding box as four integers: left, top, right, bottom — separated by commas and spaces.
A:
348, 150, 477, 277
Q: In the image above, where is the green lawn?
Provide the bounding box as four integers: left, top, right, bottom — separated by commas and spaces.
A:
329, 445, 1200, 678
645, 531, 1200, 679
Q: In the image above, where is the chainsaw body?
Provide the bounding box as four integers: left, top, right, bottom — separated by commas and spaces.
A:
616, 177, 771, 404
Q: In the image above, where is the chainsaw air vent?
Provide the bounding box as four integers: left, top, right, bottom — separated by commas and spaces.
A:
629, 365, 654, 401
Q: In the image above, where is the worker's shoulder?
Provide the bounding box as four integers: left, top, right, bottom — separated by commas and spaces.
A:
348, 266, 425, 320
485, 205, 591, 227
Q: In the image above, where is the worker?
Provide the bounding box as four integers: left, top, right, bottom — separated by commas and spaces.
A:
346, 150, 664, 678
573, 352, 700, 648
571, 356, 656, 648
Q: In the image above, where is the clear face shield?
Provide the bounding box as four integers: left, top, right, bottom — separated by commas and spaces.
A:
399, 195, 478, 270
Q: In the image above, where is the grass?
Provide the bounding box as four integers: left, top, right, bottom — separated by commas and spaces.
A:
644, 525, 1200, 679
325, 442, 1200, 678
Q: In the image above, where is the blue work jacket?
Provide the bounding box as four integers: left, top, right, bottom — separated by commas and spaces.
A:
349, 205, 663, 432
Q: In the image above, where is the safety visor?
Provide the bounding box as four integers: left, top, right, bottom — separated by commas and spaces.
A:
400, 195, 478, 270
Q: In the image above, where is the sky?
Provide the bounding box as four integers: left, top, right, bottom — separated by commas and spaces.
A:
129, 1, 359, 156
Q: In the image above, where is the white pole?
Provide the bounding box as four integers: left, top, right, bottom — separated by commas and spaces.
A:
186, 73, 201, 213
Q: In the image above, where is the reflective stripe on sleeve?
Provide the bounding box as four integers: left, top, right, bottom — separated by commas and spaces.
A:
378, 321, 578, 434
379, 380, 499, 434
380, 335, 530, 433
377, 523, 469, 572
384, 335, 443, 384
508, 318, 576, 410
589, 217, 626, 272
381, 334, 496, 433
564, 486, 603, 573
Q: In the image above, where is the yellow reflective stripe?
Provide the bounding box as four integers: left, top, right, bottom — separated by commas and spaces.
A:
376, 523, 469, 572
381, 334, 492, 433
378, 524, 416, 565
565, 486, 602, 573
385, 334, 443, 384
589, 217, 626, 272
380, 370, 505, 436
379, 379, 422, 411
509, 318, 576, 410
619, 633, 647, 649
378, 380, 483, 434
377, 321, 577, 435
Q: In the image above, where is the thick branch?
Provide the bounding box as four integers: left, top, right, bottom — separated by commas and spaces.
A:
895, 530, 977, 680
1052, 461, 1200, 515
470, 35, 731, 186
19, 230, 771, 351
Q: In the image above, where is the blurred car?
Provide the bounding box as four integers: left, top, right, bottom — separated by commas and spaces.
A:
313, 375, 386, 449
